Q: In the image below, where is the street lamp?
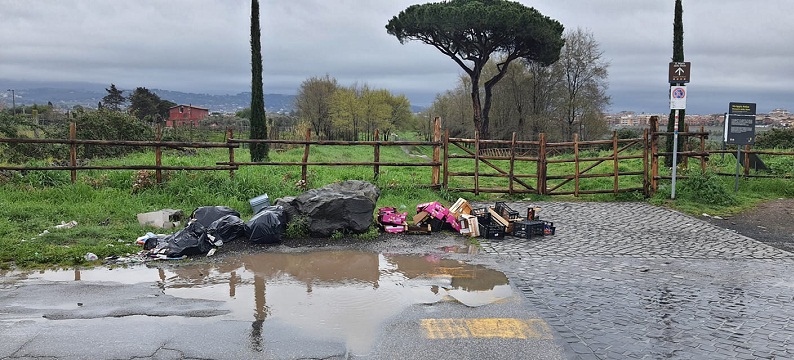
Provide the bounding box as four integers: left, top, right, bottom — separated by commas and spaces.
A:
6, 89, 15, 116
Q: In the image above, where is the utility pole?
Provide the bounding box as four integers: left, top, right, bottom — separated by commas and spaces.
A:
6, 89, 15, 116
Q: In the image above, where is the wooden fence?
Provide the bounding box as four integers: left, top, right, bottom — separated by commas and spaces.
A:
2, 119, 792, 197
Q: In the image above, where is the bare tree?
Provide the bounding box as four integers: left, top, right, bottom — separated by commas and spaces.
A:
554, 28, 610, 141
295, 75, 338, 139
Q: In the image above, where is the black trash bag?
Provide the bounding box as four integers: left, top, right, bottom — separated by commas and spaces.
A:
143, 236, 166, 250
246, 205, 286, 244
206, 215, 247, 245
191, 206, 241, 228
162, 221, 213, 257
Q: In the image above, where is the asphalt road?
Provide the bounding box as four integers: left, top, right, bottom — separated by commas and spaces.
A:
3, 201, 794, 359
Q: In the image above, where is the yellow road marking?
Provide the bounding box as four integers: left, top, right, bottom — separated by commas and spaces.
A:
421, 318, 553, 340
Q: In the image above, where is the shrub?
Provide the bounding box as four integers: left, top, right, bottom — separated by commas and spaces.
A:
677, 170, 738, 206
51, 110, 154, 159
755, 128, 794, 149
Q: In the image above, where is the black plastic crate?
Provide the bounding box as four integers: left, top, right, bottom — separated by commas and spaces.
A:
471, 207, 491, 225
478, 222, 505, 240
512, 220, 546, 238
428, 217, 444, 232
494, 202, 522, 222
542, 221, 556, 236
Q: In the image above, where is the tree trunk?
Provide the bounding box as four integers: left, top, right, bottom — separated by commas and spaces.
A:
470, 84, 486, 139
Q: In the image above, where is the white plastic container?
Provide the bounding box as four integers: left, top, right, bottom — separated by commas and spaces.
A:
249, 194, 270, 214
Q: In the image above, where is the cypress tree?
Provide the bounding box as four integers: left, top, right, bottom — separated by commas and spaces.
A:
666, 0, 685, 166
249, 0, 269, 161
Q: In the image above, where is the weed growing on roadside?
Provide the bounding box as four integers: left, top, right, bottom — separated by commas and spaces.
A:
678, 170, 738, 206
351, 226, 380, 241
285, 216, 309, 238
330, 230, 344, 241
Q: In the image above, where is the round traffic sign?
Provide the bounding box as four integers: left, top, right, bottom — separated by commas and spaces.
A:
672, 87, 686, 99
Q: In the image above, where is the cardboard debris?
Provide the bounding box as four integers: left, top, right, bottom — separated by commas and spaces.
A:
137, 209, 183, 229
413, 211, 431, 225
406, 224, 432, 235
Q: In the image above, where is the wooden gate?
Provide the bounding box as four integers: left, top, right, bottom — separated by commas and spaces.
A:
444, 132, 539, 195
443, 130, 650, 197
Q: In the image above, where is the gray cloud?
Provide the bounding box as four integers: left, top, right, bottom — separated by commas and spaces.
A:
0, 0, 791, 113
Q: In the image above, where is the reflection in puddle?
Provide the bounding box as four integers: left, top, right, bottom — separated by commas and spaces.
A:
12, 250, 512, 354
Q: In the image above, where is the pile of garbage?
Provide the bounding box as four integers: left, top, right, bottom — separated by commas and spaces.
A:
133, 204, 286, 260
131, 180, 380, 260
127, 181, 555, 262
376, 198, 555, 240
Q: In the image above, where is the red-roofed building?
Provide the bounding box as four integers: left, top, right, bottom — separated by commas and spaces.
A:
166, 104, 209, 127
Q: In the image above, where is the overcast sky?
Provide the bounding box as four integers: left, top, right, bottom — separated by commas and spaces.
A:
1, 0, 791, 114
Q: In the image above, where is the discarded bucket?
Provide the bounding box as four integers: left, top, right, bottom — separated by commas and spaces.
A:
249, 194, 270, 214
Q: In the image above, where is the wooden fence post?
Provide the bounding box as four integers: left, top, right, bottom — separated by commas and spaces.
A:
574, 133, 580, 197
650, 116, 659, 193
744, 144, 750, 176
643, 129, 650, 197
443, 129, 449, 190
69, 122, 77, 183
537, 133, 546, 195
474, 131, 480, 196
302, 128, 311, 183
155, 123, 163, 184
613, 130, 619, 195
431, 117, 441, 187
699, 125, 706, 173
683, 123, 689, 169
374, 129, 380, 180
227, 127, 235, 179
508, 132, 516, 195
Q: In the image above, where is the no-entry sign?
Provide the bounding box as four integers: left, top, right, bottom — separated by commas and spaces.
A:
670, 86, 687, 110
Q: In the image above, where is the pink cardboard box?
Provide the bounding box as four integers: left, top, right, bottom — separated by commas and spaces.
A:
381, 212, 407, 225
383, 225, 407, 233
415, 202, 435, 213
445, 213, 461, 232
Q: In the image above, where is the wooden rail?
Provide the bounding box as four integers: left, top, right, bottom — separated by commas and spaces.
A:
3, 118, 790, 196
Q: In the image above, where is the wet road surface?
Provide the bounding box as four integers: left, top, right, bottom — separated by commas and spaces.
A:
480, 201, 794, 359
0, 247, 563, 359
3, 201, 794, 359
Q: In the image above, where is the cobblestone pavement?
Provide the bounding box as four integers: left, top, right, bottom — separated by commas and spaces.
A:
475, 202, 794, 359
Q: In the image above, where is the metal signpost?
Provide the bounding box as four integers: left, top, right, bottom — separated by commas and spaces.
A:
669, 86, 686, 199
726, 102, 756, 191
668, 62, 690, 200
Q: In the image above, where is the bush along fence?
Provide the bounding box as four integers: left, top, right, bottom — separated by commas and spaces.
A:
649, 115, 794, 193
1, 118, 792, 197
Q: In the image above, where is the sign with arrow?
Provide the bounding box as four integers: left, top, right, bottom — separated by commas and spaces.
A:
669, 62, 691, 83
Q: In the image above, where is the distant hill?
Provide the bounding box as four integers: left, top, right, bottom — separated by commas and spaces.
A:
149, 90, 295, 114
2, 80, 427, 114
1, 80, 295, 114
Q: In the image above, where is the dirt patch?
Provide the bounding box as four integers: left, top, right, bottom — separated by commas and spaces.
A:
702, 198, 794, 253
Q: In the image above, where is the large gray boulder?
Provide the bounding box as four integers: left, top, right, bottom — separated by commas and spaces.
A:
274, 180, 380, 237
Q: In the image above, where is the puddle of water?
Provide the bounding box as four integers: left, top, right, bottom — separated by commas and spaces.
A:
10, 250, 513, 354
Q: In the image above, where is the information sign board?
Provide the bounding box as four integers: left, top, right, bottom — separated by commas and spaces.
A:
726, 102, 756, 145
